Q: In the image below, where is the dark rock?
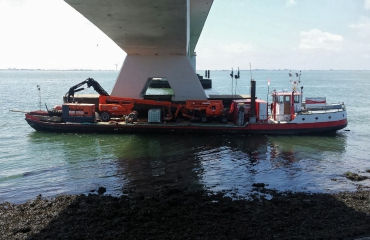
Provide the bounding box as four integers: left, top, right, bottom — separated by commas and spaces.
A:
97, 187, 106, 195
13, 227, 31, 234
345, 171, 369, 181
252, 183, 266, 188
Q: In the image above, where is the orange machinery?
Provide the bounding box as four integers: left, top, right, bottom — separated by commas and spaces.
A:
174, 100, 227, 123
98, 96, 227, 123
62, 103, 95, 123
98, 95, 173, 122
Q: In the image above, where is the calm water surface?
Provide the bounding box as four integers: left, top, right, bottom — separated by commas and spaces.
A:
1, 70, 369, 203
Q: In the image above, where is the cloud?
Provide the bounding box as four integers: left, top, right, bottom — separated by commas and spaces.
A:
350, 16, 370, 29
350, 16, 370, 38
0, 0, 125, 70
299, 29, 344, 51
219, 42, 255, 54
286, 0, 297, 7
350, 16, 370, 28
365, 0, 370, 9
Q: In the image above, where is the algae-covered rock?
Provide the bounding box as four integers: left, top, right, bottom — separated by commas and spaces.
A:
345, 171, 369, 181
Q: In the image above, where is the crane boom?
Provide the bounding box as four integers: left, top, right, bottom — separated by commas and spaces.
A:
65, 78, 109, 103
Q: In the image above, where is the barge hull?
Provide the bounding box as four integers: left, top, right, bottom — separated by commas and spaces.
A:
25, 116, 347, 135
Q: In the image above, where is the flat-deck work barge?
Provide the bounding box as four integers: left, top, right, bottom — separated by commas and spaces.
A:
25, 115, 347, 135
25, 73, 347, 135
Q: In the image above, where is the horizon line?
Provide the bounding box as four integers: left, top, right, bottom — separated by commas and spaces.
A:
1, 68, 369, 71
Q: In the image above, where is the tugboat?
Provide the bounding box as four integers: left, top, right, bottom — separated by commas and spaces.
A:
24, 72, 347, 135
231, 72, 347, 134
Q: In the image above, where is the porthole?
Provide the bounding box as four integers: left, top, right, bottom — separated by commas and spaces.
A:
302, 118, 305, 121
315, 117, 318, 120
328, 116, 331, 119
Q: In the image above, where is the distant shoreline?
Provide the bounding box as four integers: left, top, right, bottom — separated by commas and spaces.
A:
1, 68, 369, 71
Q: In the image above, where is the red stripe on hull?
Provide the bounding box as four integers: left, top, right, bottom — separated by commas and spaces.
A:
245, 119, 348, 134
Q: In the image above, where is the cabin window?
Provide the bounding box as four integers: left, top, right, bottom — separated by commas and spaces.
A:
274, 96, 282, 103
285, 96, 290, 103
294, 95, 300, 103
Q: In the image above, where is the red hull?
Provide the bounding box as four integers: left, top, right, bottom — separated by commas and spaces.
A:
245, 119, 347, 134
25, 114, 347, 135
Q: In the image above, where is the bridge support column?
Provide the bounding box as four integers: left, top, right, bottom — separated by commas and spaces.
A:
111, 55, 207, 101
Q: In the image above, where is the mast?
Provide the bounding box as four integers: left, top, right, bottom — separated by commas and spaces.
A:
230, 68, 234, 96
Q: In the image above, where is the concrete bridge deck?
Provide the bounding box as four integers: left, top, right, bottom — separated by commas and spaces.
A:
64, 0, 214, 101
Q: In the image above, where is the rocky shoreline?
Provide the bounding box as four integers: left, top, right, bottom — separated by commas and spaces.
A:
2, 186, 370, 239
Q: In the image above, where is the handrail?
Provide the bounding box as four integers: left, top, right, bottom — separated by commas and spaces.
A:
306, 103, 344, 112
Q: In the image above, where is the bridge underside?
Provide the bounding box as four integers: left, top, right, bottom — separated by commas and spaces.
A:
64, 0, 213, 101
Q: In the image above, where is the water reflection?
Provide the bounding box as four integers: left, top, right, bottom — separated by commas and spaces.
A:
110, 134, 349, 196
23, 132, 351, 202
112, 135, 270, 195
267, 134, 347, 167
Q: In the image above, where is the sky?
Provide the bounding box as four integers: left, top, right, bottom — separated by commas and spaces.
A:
0, 0, 369, 70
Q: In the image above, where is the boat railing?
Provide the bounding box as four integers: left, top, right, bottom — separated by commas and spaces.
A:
304, 103, 345, 112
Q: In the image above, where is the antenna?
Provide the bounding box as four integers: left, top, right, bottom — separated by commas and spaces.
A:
234, 67, 240, 98
114, 63, 118, 71
230, 68, 234, 96
249, 63, 253, 96
267, 78, 270, 110
37, 85, 41, 110
296, 70, 301, 85
290, 70, 302, 92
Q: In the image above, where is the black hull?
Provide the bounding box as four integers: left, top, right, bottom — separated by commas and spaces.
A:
26, 118, 347, 135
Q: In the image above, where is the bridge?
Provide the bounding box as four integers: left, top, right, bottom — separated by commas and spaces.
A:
64, 0, 214, 101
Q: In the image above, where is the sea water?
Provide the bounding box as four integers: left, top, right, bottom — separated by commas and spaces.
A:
1, 69, 369, 203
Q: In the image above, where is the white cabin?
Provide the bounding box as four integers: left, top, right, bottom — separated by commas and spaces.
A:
271, 91, 302, 122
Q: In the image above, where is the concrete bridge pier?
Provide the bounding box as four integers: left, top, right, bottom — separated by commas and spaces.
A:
111, 55, 207, 101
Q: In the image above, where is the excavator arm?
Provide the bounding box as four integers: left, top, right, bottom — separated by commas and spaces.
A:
65, 78, 110, 103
